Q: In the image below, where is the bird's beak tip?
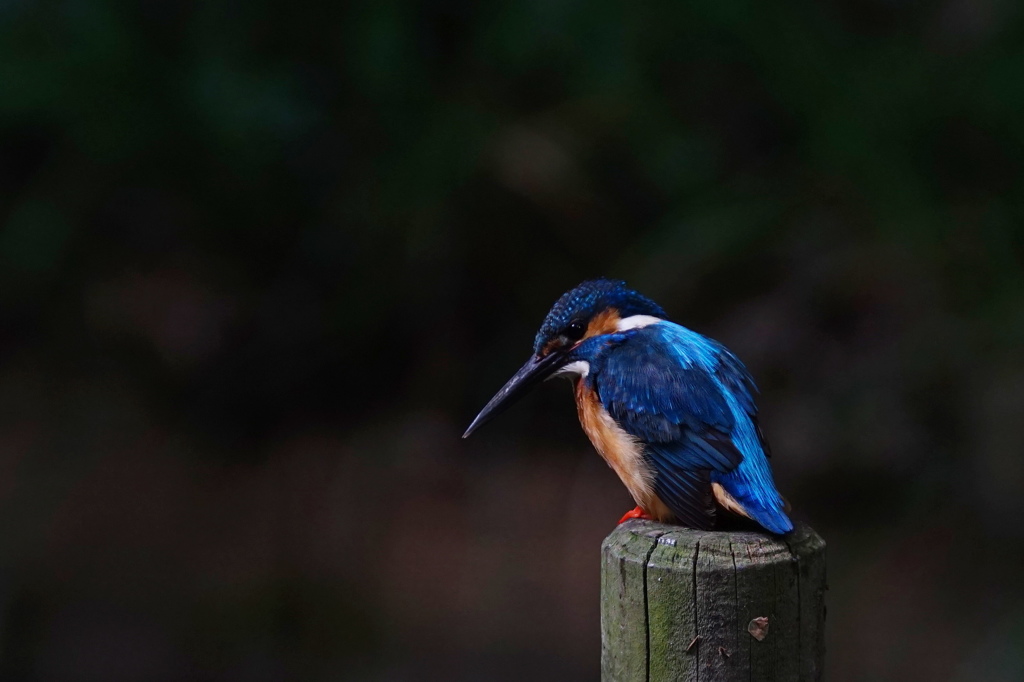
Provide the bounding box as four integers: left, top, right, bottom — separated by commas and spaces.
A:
462, 350, 567, 442
461, 418, 481, 439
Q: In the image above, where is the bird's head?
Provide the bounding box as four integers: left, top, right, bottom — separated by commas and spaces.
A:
463, 278, 666, 438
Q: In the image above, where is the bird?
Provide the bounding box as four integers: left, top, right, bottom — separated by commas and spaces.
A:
463, 278, 793, 534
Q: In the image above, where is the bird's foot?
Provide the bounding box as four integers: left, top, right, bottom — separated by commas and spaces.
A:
618, 506, 654, 524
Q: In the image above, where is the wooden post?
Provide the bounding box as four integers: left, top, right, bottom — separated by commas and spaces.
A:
601, 520, 826, 681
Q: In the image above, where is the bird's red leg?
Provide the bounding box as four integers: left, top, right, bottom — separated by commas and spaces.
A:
618, 506, 654, 524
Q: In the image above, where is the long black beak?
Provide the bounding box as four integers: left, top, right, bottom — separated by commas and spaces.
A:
462, 350, 569, 438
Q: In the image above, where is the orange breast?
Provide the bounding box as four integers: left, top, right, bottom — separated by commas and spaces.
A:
574, 381, 672, 521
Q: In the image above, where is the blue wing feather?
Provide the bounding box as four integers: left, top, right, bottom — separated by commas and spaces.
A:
643, 456, 715, 530
580, 321, 792, 534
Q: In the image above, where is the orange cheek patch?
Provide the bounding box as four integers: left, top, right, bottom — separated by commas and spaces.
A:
584, 308, 621, 339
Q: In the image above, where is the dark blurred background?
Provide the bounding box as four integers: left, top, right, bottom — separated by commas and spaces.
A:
1, 0, 1023, 680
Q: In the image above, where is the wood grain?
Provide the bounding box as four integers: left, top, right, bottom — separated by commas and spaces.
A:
601, 520, 826, 682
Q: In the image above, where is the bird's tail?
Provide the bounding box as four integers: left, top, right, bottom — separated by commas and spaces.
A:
711, 470, 794, 535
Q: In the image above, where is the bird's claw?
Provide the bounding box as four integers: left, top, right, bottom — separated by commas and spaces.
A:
618, 506, 654, 524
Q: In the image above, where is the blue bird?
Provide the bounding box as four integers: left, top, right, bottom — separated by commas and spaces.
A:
463, 279, 793, 534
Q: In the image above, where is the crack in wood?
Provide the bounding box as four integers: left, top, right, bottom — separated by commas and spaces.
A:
692, 537, 701, 680
641, 532, 664, 682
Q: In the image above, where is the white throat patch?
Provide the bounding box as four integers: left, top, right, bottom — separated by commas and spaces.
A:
616, 315, 663, 331
554, 360, 590, 379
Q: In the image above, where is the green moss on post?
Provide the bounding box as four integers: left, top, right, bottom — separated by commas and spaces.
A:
601, 520, 826, 682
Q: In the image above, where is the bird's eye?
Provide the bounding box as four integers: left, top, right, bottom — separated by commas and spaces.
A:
565, 320, 586, 341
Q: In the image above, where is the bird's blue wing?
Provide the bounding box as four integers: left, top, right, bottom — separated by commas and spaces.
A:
588, 321, 790, 532
592, 323, 745, 467
588, 323, 746, 527
712, 338, 773, 459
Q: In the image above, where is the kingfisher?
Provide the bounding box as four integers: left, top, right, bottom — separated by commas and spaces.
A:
463, 278, 792, 534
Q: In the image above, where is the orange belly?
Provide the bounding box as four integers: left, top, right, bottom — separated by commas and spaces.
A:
574, 381, 673, 522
